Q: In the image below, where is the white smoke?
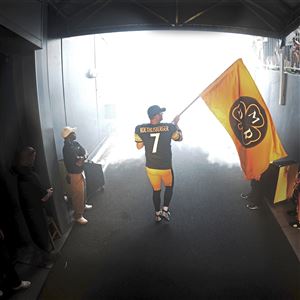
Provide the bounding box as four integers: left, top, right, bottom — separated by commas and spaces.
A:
92, 30, 259, 167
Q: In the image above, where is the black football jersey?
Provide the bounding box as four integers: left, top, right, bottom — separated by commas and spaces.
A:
135, 123, 182, 169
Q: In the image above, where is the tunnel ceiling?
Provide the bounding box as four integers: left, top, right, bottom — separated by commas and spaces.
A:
48, 0, 300, 39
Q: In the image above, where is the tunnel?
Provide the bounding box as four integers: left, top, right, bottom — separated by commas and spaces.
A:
0, 1, 299, 299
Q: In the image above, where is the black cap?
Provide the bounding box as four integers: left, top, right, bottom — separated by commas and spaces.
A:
147, 105, 166, 119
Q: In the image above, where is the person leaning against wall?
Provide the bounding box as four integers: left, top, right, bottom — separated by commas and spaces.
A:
61, 127, 92, 225
15, 147, 53, 253
0, 181, 31, 297
0, 227, 31, 297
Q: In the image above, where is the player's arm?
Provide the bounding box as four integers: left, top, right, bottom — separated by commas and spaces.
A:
134, 132, 144, 149
172, 128, 183, 141
136, 142, 144, 149
171, 116, 183, 141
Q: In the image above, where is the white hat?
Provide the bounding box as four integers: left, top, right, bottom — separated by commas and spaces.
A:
61, 126, 77, 139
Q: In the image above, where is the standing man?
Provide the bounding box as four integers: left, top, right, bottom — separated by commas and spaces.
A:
135, 105, 183, 222
0, 182, 31, 296
16, 146, 54, 252
0, 227, 31, 294
61, 127, 92, 225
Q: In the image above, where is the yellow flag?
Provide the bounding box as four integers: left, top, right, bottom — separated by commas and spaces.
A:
273, 163, 299, 203
200, 59, 287, 180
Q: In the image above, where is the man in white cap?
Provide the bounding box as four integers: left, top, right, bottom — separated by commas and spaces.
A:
61, 126, 92, 225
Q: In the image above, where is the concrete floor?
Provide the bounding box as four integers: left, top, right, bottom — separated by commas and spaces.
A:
5, 142, 300, 300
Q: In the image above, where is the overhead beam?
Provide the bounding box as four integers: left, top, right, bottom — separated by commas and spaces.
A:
284, 4, 300, 35
68, 0, 107, 19
241, 0, 279, 32
278, 0, 292, 11
48, 0, 68, 19
131, 0, 172, 25
69, 0, 112, 28
243, 0, 283, 24
183, 1, 224, 24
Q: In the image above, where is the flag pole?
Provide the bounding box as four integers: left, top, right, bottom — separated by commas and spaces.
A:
178, 94, 201, 117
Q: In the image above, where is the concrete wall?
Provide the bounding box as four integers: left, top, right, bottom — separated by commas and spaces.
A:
47, 35, 109, 159
61, 35, 101, 154
0, 4, 71, 234
0, 0, 44, 48
34, 44, 72, 233
0, 53, 32, 244
46, 39, 66, 159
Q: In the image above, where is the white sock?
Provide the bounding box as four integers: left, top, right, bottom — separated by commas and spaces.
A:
163, 206, 169, 212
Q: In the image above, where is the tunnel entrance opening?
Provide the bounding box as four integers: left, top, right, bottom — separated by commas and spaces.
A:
60, 30, 264, 169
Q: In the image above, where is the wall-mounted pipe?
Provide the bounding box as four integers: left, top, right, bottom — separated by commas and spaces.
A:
279, 44, 287, 105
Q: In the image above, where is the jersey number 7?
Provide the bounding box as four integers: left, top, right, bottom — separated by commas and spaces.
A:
150, 133, 160, 153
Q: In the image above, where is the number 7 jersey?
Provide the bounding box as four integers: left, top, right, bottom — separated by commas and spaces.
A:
135, 123, 182, 169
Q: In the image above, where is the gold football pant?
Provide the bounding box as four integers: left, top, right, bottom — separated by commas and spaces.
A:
145, 167, 173, 191
145, 167, 174, 211
69, 173, 86, 219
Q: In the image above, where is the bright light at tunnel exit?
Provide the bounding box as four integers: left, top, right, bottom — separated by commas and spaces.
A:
82, 31, 262, 166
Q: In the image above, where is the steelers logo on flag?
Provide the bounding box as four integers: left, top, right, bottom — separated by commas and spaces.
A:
229, 96, 268, 148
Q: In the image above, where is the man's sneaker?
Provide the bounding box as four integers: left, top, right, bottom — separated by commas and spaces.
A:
290, 221, 300, 229
246, 203, 259, 210
85, 204, 93, 210
240, 193, 250, 199
161, 209, 170, 221
155, 211, 162, 223
75, 217, 88, 225
13, 280, 31, 291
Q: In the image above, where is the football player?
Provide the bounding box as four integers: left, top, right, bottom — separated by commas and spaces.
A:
135, 105, 183, 222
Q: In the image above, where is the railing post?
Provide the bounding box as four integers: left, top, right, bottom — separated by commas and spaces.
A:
279, 45, 287, 105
